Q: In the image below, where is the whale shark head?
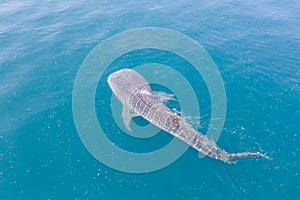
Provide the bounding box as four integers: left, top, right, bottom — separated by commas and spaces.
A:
108, 68, 149, 104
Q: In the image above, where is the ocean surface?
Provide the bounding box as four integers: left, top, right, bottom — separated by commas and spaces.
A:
1, 0, 299, 199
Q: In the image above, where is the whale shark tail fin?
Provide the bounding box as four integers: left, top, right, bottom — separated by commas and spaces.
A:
227, 152, 272, 164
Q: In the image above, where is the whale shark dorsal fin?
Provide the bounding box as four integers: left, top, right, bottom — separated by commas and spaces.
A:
122, 105, 139, 132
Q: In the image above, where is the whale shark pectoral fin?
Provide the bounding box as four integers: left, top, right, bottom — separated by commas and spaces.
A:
122, 105, 139, 132
153, 91, 176, 103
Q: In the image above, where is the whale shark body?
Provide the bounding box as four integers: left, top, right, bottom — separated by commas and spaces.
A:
108, 68, 270, 163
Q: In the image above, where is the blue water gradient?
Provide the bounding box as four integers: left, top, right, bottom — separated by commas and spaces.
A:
1, 0, 299, 199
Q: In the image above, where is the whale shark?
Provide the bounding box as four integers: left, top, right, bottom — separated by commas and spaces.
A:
108, 68, 270, 163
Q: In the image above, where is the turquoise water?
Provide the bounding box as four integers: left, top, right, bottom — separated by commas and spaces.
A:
1, 0, 299, 199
